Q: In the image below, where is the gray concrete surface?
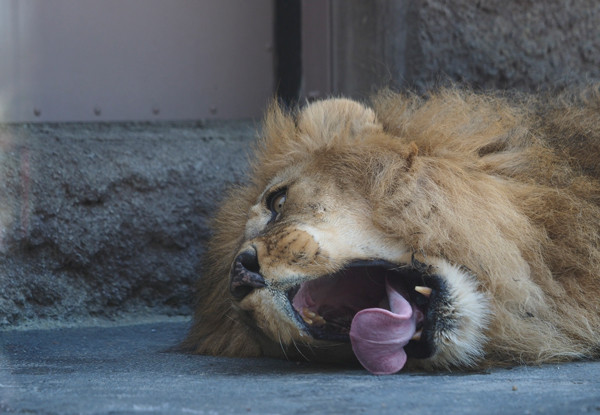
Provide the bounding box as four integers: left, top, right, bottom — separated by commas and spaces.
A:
1, 321, 599, 415
331, 0, 600, 97
0, 121, 254, 328
411, 0, 600, 91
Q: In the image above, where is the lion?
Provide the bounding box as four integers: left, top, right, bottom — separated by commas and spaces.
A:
183, 87, 600, 374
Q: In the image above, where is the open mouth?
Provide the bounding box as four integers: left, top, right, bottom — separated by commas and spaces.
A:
286, 258, 446, 374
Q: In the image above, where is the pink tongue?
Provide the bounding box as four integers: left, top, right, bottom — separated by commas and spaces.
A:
349, 278, 418, 375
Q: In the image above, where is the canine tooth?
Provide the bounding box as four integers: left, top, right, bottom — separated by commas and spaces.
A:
411, 329, 423, 341
415, 286, 432, 297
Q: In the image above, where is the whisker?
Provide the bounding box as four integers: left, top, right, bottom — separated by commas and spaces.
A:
278, 332, 289, 361
291, 337, 310, 362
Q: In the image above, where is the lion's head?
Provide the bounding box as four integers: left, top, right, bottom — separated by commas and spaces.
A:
184, 90, 600, 374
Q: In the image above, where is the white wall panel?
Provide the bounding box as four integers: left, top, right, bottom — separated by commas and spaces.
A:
0, 0, 274, 122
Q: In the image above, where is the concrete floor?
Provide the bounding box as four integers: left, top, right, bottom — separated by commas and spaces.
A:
1, 320, 599, 415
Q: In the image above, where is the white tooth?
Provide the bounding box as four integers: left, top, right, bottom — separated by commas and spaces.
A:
302, 307, 325, 326
411, 329, 423, 341
415, 286, 432, 297
302, 316, 314, 325
304, 309, 317, 319
313, 315, 326, 326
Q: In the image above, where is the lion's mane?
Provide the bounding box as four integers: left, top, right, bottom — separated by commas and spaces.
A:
184, 87, 600, 368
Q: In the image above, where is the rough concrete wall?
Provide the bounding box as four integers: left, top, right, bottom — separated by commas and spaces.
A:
0, 122, 253, 327
409, 0, 600, 90
332, 0, 600, 95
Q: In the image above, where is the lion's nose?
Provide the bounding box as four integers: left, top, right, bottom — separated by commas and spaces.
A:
230, 249, 266, 300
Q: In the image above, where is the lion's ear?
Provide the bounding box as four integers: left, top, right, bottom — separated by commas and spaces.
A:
257, 98, 384, 175
297, 99, 383, 146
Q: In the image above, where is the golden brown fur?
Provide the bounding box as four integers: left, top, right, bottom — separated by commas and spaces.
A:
183, 87, 600, 370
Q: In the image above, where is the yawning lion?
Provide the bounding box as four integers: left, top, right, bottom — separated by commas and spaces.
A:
183, 88, 600, 374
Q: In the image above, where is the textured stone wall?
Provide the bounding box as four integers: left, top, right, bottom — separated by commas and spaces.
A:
331, 0, 600, 96
409, 0, 600, 90
0, 122, 253, 327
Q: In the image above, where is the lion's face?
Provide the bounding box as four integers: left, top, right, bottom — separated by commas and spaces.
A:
227, 136, 488, 374
232, 162, 408, 337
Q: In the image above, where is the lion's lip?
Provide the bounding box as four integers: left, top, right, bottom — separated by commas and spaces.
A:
286, 258, 441, 362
